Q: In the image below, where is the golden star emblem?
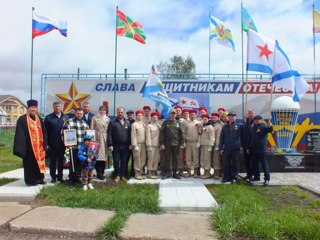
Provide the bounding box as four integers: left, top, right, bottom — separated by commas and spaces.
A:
55, 82, 91, 113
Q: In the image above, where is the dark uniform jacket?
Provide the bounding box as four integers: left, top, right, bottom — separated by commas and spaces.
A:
241, 118, 254, 149
83, 112, 94, 126
107, 118, 131, 148
160, 119, 185, 146
248, 123, 273, 153
219, 121, 242, 150
44, 112, 69, 148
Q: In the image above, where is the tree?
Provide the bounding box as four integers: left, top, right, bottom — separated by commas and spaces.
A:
156, 55, 197, 79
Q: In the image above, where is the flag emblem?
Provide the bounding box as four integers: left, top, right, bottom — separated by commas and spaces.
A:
257, 44, 273, 60
210, 16, 235, 51
116, 9, 146, 44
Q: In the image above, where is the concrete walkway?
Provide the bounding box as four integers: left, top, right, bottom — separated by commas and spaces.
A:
129, 177, 219, 211
0, 169, 319, 239
0, 168, 113, 201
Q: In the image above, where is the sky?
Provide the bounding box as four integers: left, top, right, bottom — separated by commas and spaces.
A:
0, 0, 319, 103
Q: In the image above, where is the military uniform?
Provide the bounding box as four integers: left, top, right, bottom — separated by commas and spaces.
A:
160, 118, 185, 178
142, 116, 151, 125
185, 119, 200, 176
146, 122, 161, 178
131, 120, 146, 179
199, 123, 215, 178
177, 118, 188, 174
158, 119, 166, 176
212, 121, 223, 179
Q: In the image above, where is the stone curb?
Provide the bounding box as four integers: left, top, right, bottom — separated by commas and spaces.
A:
8, 206, 114, 238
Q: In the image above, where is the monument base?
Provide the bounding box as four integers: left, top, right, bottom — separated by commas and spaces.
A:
239, 152, 320, 172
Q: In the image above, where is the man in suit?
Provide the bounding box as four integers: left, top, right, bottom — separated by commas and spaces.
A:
44, 101, 69, 183
82, 101, 94, 126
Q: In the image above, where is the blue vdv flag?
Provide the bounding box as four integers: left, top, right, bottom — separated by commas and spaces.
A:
143, 65, 172, 118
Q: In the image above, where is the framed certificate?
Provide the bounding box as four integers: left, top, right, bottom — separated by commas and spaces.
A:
63, 129, 77, 146
86, 129, 96, 141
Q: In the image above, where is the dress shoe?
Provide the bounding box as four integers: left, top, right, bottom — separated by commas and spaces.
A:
97, 175, 106, 180
221, 179, 230, 183
36, 180, 47, 185
172, 174, 181, 179
114, 176, 120, 183
250, 178, 260, 182
26, 182, 37, 186
51, 179, 57, 183
161, 174, 169, 180
121, 177, 128, 182
57, 178, 64, 183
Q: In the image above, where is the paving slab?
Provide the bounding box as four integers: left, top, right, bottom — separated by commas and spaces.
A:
0, 168, 114, 201
129, 177, 220, 211
239, 172, 320, 195
120, 212, 217, 240
159, 179, 218, 211
9, 206, 114, 238
0, 202, 31, 229
0, 179, 48, 202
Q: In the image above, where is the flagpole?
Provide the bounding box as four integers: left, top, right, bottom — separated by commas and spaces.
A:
268, 41, 277, 122
208, 12, 212, 113
245, 30, 249, 117
30, 7, 35, 99
114, 6, 118, 116
241, 2, 245, 119
313, 1, 317, 124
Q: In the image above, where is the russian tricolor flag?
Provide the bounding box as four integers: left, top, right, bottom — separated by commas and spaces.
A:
32, 12, 67, 38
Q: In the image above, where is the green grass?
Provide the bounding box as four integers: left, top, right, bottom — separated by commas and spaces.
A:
0, 144, 22, 173
0, 127, 22, 173
281, 185, 300, 193
207, 184, 320, 240
0, 177, 18, 186
35, 182, 162, 239
309, 198, 320, 208
98, 211, 130, 240
37, 182, 162, 213
296, 192, 309, 199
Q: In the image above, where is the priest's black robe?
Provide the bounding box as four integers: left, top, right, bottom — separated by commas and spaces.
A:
13, 115, 48, 185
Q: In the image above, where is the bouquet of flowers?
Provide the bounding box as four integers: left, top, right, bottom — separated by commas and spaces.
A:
64, 148, 71, 163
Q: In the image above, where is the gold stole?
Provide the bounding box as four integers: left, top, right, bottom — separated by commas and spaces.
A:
26, 114, 46, 173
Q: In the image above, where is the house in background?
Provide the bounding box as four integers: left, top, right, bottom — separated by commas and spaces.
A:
0, 95, 27, 124
0, 106, 8, 125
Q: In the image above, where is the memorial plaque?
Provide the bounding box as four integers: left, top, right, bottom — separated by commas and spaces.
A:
284, 155, 305, 169
306, 129, 320, 152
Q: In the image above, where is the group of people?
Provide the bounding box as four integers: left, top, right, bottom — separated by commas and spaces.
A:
13, 99, 273, 190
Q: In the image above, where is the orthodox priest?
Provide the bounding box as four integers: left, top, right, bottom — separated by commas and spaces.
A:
13, 100, 48, 186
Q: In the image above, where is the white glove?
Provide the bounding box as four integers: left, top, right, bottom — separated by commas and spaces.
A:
208, 147, 212, 152
147, 146, 152, 151
134, 146, 139, 151
196, 142, 200, 148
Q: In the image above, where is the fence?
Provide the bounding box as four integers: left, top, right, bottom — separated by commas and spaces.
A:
0, 126, 16, 145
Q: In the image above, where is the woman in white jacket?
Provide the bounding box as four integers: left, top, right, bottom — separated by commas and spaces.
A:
90, 105, 110, 180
